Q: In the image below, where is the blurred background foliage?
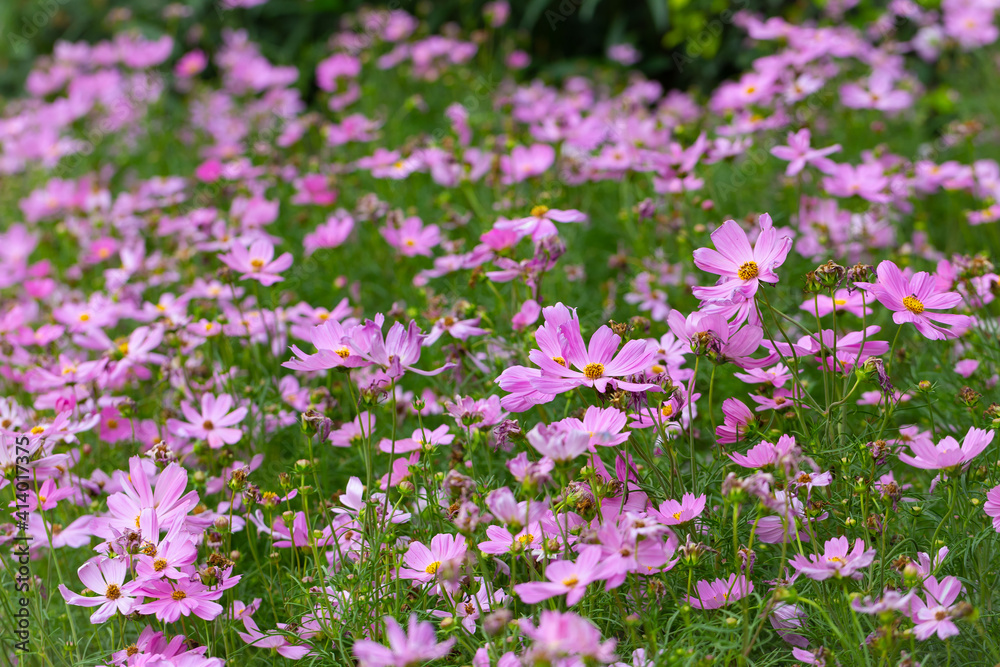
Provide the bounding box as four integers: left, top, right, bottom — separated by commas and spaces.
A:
0, 0, 810, 99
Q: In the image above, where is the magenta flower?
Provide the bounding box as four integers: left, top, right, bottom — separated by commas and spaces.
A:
684, 574, 753, 610
494, 205, 588, 242
897, 426, 994, 471
398, 533, 467, 586
789, 536, 875, 581
167, 393, 248, 449
649, 493, 706, 525
218, 238, 293, 286
986, 484, 1000, 532
526, 424, 591, 463
909, 576, 965, 640
769, 129, 840, 176
519, 611, 618, 665
136, 577, 225, 623
352, 614, 456, 667
381, 216, 441, 257
238, 617, 311, 659
59, 557, 135, 623
716, 398, 756, 444
855, 260, 975, 340
514, 546, 603, 606
692, 213, 792, 301
524, 321, 658, 395
500, 144, 555, 184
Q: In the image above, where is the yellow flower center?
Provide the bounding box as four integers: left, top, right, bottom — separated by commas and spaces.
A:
105, 584, 121, 600
651, 364, 665, 374
154, 559, 168, 572
672, 511, 682, 521
518, 534, 535, 545
551, 356, 566, 367
561, 575, 579, 587
425, 561, 441, 575
530, 205, 549, 217
317, 312, 330, 321
107, 419, 119, 429
126, 645, 139, 657
661, 404, 674, 418
335, 346, 351, 358
834, 298, 848, 305
583, 363, 604, 380
250, 259, 265, 270
902, 295, 924, 314
737, 261, 759, 281
118, 342, 129, 355
828, 556, 844, 564
30, 426, 45, 435
79, 313, 90, 322
171, 590, 187, 601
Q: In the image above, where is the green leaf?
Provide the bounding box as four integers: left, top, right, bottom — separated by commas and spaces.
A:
646, 0, 669, 31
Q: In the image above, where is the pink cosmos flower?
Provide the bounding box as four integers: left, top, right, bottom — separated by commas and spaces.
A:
692, 213, 792, 301
985, 484, 1000, 532
136, 576, 225, 623
398, 533, 467, 587
238, 617, 311, 659
512, 299, 542, 330
519, 611, 618, 665
716, 398, 756, 444
494, 205, 588, 242
648, 493, 707, 525
800, 289, 872, 318
770, 129, 841, 176
909, 576, 965, 640
353, 614, 456, 667
304, 213, 354, 255
685, 574, 753, 610
789, 536, 875, 580
59, 557, 135, 623
897, 427, 993, 471
168, 393, 248, 449
500, 144, 555, 184
514, 546, 603, 606
175, 50, 208, 78
526, 424, 591, 463
855, 260, 974, 340
218, 239, 293, 286
381, 216, 441, 257
954, 359, 979, 378
556, 405, 629, 449
524, 321, 658, 395
734, 363, 794, 388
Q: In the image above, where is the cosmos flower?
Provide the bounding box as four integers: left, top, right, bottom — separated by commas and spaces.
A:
514, 546, 603, 606
897, 427, 994, 470
167, 393, 248, 449
59, 557, 135, 623
353, 615, 456, 667
685, 574, 753, 610
692, 213, 792, 301
855, 260, 975, 340
218, 238, 293, 286
789, 536, 876, 580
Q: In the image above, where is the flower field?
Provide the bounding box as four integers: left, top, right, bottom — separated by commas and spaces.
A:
4, 1, 1000, 666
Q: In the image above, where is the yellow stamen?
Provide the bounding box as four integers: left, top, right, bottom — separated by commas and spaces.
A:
737, 261, 759, 281
583, 363, 604, 380
902, 295, 924, 314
